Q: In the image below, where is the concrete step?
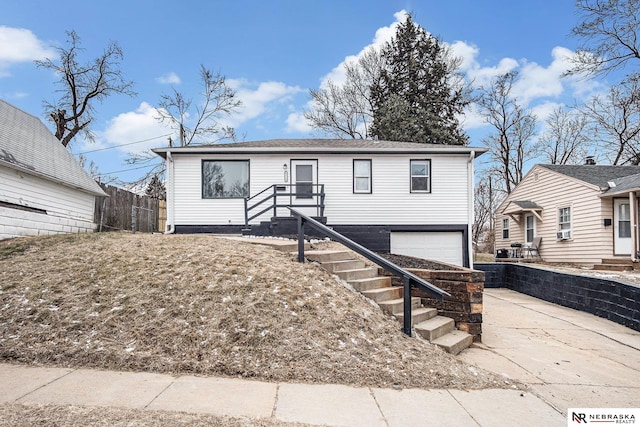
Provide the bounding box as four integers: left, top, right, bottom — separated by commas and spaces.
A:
348, 276, 392, 292
415, 316, 455, 341
593, 264, 633, 272
321, 259, 366, 273
431, 330, 474, 355
361, 286, 403, 303
334, 267, 379, 281
305, 250, 354, 263
601, 258, 634, 265
378, 297, 421, 316
394, 307, 438, 326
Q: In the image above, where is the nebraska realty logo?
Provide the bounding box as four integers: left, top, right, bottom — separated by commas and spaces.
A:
569, 408, 638, 425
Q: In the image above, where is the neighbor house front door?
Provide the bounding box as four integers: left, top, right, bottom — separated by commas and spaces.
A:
614, 199, 632, 255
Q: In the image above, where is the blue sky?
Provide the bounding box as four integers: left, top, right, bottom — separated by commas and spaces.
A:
0, 1, 599, 185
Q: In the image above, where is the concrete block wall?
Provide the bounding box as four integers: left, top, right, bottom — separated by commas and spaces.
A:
475, 263, 640, 332
0, 207, 95, 240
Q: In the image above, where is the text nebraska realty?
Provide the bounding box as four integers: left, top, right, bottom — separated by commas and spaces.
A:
573, 412, 636, 424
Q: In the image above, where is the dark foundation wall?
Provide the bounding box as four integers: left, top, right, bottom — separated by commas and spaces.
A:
475, 263, 640, 332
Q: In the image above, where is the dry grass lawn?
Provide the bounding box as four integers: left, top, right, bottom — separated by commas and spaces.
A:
0, 232, 514, 391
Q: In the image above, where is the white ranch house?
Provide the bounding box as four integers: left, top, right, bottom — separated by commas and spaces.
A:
154, 139, 485, 268
0, 99, 106, 240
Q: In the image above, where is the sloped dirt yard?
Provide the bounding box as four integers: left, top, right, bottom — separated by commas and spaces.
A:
0, 232, 515, 391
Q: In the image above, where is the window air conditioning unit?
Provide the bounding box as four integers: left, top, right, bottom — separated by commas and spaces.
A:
556, 230, 571, 240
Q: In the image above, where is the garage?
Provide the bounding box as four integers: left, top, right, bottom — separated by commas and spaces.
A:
390, 231, 463, 267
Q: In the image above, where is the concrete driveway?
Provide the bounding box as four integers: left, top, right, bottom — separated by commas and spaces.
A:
460, 289, 640, 413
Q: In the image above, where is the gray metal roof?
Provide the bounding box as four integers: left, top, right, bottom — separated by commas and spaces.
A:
0, 99, 106, 196
152, 138, 487, 158
540, 164, 640, 189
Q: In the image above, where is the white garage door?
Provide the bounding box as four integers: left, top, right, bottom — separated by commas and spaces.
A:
390, 232, 463, 266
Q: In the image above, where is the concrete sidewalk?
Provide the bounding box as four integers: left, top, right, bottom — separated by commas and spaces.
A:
0, 363, 562, 426
1, 289, 638, 426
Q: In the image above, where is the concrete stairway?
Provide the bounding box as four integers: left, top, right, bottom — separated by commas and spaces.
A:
305, 249, 473, 355
594, 258, 635, 272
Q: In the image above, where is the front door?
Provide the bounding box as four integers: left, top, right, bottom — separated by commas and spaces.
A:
290, 159, 318, 216
614, 199, 632, 255
525, 213, 535, 246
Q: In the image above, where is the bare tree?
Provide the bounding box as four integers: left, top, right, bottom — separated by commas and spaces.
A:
471, 172, 501, 252
475, 72, 537, 193
567, 0, 640, 77
35, 31, 135, 148
156, 65, 241, 146
539, 106, 591, 164
126, 66, 242, 187
304, 47, 382, 139
583, 74, 640, 164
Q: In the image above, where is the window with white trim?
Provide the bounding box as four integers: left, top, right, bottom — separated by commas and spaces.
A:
353, 159, 372, 193
558, 207, 571, 231
502, 218, 509, 239
410, 159, 431, 193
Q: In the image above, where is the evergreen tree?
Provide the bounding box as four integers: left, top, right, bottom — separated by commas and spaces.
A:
145, 175, 166, 199
370, 15, 469, 145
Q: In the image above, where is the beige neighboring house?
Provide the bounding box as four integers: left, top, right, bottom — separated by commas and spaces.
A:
495, 163, 640, 265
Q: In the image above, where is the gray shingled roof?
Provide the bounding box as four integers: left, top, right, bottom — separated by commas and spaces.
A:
513, 200, 543, 210
0, 99, 106, 196
540, 164, 640, 189
602, 172, 640, 195
153, 138, 487, 157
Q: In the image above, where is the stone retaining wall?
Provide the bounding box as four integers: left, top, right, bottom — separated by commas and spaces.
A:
381, 268, 485, 342
475, 263, 640, 332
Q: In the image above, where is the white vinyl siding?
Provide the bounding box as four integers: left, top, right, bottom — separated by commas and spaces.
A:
171, 153, 471, 226
0, 166, 96, 239
495, 165, 613, 264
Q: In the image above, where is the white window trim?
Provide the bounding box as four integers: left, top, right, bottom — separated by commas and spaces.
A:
353, 159, 372, 194
502, 218, 509, 239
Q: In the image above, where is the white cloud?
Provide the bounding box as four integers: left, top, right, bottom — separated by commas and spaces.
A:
225, 79, 304, 128
285, 111, 313, 134
511, 47, 574, 104
99, 102, 175, 154
156, 72, 181, 85
0, 26, 54, 77
320, 9, 408, 87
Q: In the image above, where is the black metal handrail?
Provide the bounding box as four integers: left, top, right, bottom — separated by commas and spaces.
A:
244, 184, 325, 225
288, 208, 450, 336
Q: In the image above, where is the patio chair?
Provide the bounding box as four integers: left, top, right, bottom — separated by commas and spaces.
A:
524, 237, 542, 260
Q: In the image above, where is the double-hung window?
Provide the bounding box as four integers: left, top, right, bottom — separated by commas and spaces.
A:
202, 160, 249, 199
353, 159, 372, 193
558, 207, 571, 231
410, 160, 431, 193
502, 218, 509, 239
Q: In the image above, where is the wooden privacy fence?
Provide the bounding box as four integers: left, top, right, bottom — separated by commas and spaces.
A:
94, 184, 166, 233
